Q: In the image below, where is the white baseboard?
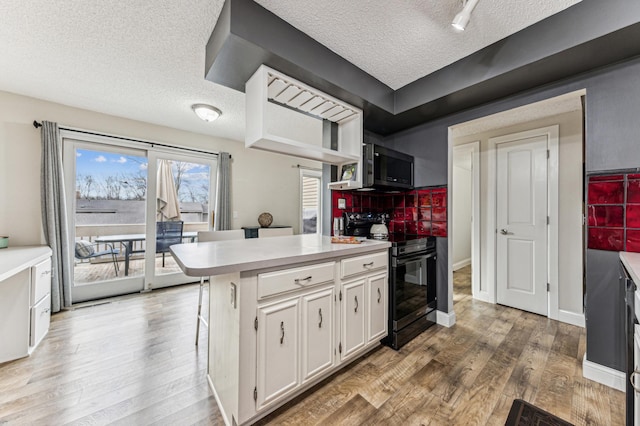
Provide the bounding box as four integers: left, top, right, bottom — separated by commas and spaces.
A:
452, 258, 471, 271
437, 310, 456, 327
582, 355, 625, 391
558, 309, 585, 328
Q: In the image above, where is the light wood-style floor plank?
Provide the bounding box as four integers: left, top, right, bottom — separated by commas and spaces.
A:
0, 265, 625, 425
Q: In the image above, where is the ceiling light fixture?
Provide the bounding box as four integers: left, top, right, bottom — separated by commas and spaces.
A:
452, 0, 479, 32
191, 103, 222, 122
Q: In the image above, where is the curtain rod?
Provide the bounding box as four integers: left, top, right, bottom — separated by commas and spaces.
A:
33, 120, 230, 159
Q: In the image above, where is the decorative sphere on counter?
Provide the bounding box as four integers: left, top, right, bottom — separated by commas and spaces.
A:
258, 212, 273, 227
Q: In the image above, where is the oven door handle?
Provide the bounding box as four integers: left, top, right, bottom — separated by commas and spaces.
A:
394, 252, 435, 267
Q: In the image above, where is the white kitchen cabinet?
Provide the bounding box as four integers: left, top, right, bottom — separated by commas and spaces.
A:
367, 272, 388, 344
256, 297, 299, 410
301, 287, 334, 383
201, 245, 389, 426
340, 278, 366, 360
0, 246, 52, 363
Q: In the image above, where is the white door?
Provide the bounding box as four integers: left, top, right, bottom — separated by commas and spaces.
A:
301, 287, 334, 383
256, 297, 299, 410
367, 272, 387, 343
341, 279, 366, 359
496, 135, 548, 315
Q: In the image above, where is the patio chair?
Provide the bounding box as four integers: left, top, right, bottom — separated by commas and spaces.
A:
74, 240, 120, 276
156, 220, 184, 267
195, 230, 245, 345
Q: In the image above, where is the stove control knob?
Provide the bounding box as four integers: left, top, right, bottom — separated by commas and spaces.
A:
355, 214, 360, 219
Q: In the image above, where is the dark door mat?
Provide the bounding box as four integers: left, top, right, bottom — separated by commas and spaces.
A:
505, 399, 574, 426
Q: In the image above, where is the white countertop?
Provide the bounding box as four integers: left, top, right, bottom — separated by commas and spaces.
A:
170, 234, 391, 277
621, 251, 640, 284
0, 245, 52, 282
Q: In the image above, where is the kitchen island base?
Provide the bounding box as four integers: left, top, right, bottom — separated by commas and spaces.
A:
207, 251, 388, 426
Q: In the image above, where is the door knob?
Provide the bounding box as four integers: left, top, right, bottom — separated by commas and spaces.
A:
500, 229, 509, 235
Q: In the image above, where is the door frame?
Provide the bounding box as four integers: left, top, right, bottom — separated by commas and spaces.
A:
452, 142, 481, 300
487, 125, 559, 320
62, 129, 217, 301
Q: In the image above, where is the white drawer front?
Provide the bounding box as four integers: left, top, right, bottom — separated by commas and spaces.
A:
341, 251, 388, 279
30, 293, 51, 348
258, 262, 335, 299
31, 258, 52, 305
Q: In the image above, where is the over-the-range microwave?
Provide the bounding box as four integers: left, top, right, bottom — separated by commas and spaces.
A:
361, 143, 414, 191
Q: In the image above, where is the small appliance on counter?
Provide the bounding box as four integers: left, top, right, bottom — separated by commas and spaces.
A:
369, 219, 389, 240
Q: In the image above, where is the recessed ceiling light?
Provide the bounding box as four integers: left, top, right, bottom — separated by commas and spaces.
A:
191, 103, 222, 122
452, 0, 479, 32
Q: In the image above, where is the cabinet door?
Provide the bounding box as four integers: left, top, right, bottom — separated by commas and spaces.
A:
367, 272, 388, 343
341, 279, 366, 359
256, 298, 299, 410
301, 287, 334, 383
31, 258, 52, 305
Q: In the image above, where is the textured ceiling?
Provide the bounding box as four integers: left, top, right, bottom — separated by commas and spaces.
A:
255, 0, 582, 89
0, 0, 581, 143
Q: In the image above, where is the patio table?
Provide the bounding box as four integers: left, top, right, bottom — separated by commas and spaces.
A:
95, 232, 197, 276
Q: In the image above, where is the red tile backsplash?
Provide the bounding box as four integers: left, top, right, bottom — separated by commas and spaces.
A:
627, 230, 640, 252
331, 186, 447, 238
588, 227, 624, 251
587, 172, 640, 253
587, 205, 624, 227
628, 180, 640, 203
587, 181, 624, 204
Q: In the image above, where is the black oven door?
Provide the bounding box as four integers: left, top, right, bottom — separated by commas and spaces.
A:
391, 252, 436, 331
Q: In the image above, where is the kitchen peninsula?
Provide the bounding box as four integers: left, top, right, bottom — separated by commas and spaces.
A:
170, 234, 391, 425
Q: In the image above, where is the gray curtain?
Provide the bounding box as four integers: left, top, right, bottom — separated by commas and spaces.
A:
41, 121, 72, 312
215, 152, 232, 230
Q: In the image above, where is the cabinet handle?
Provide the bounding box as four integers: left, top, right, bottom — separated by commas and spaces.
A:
318, 308, 323, 328
632, 370, 640, 392
354, 295, 359, 313
377, 288, 381, 303
363, 262, 374, 268
280, 321, 285, 344
42, 308, 51, 314
294, 276, 312, 284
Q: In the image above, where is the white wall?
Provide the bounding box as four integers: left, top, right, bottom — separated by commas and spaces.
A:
0, 90, 320, 246
452, 158, 472, 269
453, 110, 583, 315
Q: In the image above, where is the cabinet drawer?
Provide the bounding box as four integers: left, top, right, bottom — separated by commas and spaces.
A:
31, 258, 52, 305
341, 251, 387, 279
258, 262, 335, 299
30, 293, 51, 348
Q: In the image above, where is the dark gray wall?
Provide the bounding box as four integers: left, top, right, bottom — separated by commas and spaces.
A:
586, 249, 625, 370
382, 55, 640, 371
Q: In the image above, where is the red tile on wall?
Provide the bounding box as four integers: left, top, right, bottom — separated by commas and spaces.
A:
419, 208, 431, 221
405, 193, 416, 208
418, 221, 431, 235
588, 181, 624, 204
405, 207, 417, 221
432, 221, 447, 237
418, 190, 431, 207
628, 180, 640, 203
588, 227, 624, 251
389, 221, 405, 234
627, 230, 640, 252
432, 207, 447, 222
431, 189, 447, 207
406, 221, 418, 234
627, 205, 640, 228
587, 205, 624, 227
589, 174, 624, 182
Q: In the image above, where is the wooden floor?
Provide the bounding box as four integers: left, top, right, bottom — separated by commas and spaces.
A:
0, 266, 624, 425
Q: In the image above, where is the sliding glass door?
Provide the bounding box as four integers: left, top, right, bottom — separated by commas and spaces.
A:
146, 151, 216, 290
63, 133, 217, 302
